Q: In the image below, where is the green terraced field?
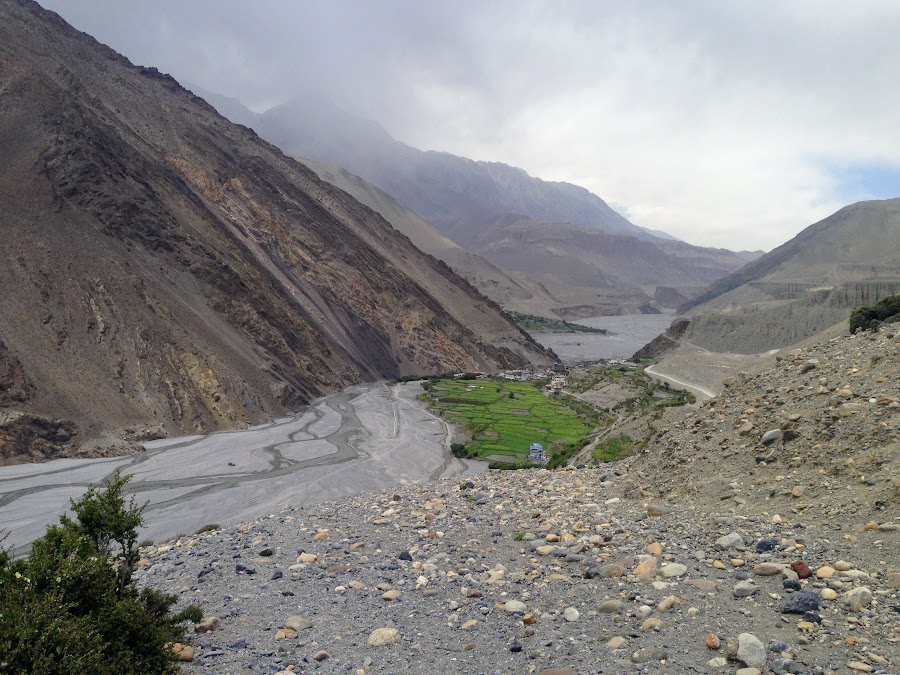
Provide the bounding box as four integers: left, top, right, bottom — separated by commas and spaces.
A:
424, 379, 592, 461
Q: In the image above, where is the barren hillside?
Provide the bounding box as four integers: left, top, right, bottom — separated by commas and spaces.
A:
0, 0, 551, 462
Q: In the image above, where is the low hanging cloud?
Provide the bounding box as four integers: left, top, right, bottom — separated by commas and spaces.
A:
42, 0, 900, 250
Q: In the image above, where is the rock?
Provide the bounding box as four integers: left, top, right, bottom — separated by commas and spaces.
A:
842, 587, 872, 610
657, 595, 679, 612
820, 588, 837, 600
707, 657, 728, 668
715, 532, 744, 551
641, 617, 663, 631
790, 560, 812, 579
706, 633, 721, 649
733, 580, 757, 598
816, 565, 835, 579
761, 429, 783, 445
753, 562, 782, 575
646, 504, 672, 516
171, 643, 194, 662
312, 650, 329, 662
660, 563, 687, 577
296, 552, 317, 564
285, 615, 312, 631
755, 537, 778, 552
606, 636, 627, 649
598, 599, 623, 613
382, 589, 402, 601
633, 557, 657, 580
846, 662, 874, 672
460, 619, 478, 630
736, 669, 761, 675
275, 628, 298, 640
631, 647, 668, 663
562, 606, 580, 622
737, 420, 754, 436
644, 542, 663, 555
790, 486, 805, 498
779, 591, 822, 614
783, 579, 801, 592
540, 669, 578, 675
736, 633, 766, 669
367, 627, 400, 646
194, 616, 220, 633
504, 600, 527, 613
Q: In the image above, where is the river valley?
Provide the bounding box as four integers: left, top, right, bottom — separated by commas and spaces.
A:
531, 312, 675, 363
0, 382, 482, 556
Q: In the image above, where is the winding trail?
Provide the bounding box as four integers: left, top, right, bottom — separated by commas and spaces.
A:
643, 364, 716, 400
0, 382, 481, 556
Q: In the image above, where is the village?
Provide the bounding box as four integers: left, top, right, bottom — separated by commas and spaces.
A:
442, 358, 644, 464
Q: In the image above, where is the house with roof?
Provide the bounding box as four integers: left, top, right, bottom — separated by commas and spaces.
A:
529, 442, 545, 461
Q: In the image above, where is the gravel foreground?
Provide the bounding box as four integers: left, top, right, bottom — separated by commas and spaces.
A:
137, 330, 899, 674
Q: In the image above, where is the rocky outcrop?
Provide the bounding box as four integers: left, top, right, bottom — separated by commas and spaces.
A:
0, 411, 77, 464
632, 318, 690, 360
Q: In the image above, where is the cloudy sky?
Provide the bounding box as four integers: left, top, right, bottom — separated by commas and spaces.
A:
43, 1, 900, 251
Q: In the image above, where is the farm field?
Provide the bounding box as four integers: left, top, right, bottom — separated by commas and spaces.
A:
422, 379, 593, 463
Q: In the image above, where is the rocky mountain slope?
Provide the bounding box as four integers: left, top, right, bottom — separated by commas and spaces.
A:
196, 90, 760, 317
136, 326, 898, 674
0, 0, 552, 463
463, 215, 756, 317
677, 200, 900, 353
300, 159, 564, 318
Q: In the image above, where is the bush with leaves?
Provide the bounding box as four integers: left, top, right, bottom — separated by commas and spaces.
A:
0, 472, 201, 674
849, 294, 900, 333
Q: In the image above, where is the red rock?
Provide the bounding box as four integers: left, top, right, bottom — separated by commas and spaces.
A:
791, 561, 813, 579
706, 633, 721, 649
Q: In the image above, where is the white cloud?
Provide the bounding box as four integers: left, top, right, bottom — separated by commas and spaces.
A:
40, 0, 900, 250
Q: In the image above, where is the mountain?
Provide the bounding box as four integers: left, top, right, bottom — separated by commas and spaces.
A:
194, 91, 758, 315
460, 214, 756, 317
676, 199, 900, 352
256, 96, 656, 242
299, 159, 565, 317
0, 0, 552, 462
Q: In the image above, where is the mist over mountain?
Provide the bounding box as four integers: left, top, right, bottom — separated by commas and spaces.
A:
192, 90, 656, 241
0, 0, 551, 462
192, 88, 758, 316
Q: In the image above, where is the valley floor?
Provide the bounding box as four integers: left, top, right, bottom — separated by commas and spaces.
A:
0, 382, 481, 556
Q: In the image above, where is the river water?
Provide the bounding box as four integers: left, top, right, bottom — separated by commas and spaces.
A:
530, 312, 674, 363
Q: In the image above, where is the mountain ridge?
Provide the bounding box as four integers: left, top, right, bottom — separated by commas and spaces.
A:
0, 0, 552, 462
675, 198, 900, 353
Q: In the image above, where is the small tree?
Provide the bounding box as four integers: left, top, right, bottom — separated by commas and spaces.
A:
0, 472, 201, 674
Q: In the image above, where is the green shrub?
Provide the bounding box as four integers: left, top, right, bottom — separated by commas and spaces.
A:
450, 443, 470, 458
850, 294, 900, 333
0, 472, 201, 674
